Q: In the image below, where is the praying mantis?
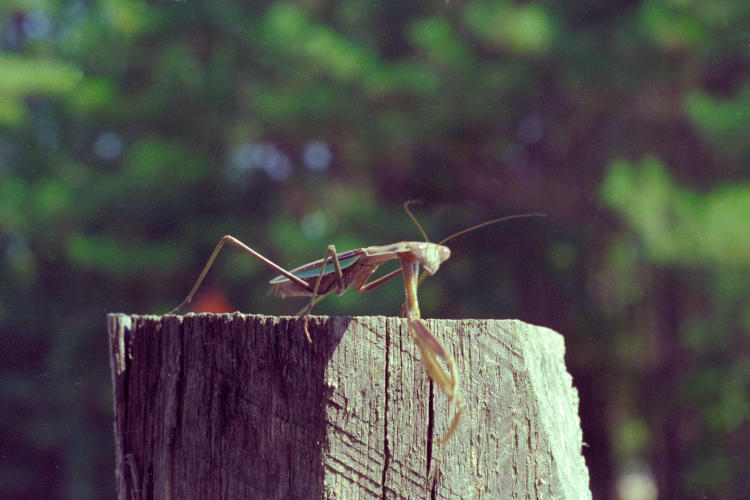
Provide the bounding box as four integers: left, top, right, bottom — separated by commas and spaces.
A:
168, 203, 544, 442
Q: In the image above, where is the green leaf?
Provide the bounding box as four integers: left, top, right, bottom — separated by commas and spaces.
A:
463, 0, 556, 54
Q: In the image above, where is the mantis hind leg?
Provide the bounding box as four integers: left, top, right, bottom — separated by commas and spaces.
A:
168, 235, 312, 315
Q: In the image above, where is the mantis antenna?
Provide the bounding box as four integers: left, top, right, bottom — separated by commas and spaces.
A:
403, 199, 430, 242
438, 212, 547, 245
408, 207, 548, 287
405, 199, 546, 246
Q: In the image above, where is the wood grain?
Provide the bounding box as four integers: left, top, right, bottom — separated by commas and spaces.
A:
108, 313, 590, 499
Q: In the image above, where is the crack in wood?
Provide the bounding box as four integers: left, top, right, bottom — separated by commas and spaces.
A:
380, 319, 392, 500
427, 378, 441, 499
426, 380, 435, 477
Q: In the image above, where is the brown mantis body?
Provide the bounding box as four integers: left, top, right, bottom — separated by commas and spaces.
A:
169, 205, 544, 442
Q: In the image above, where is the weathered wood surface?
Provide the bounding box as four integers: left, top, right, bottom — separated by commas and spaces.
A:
107, 313, 590, 499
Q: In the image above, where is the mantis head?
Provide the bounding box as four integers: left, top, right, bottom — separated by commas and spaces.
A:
411, 242, 451, 275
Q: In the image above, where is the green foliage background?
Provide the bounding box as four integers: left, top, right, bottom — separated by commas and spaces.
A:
1, 1, 749, 498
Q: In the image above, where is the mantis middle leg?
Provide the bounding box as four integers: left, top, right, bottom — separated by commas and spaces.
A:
302, 245, 345, 342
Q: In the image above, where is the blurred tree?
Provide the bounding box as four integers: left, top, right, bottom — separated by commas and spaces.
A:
600, 157, 750, 498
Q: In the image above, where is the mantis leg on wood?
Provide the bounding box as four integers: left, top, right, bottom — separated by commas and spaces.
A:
169, 236, 355, 342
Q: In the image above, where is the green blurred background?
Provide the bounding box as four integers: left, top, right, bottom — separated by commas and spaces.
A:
2, 0, 749, 498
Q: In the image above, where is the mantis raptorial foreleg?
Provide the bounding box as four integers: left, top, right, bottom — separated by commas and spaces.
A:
410, 318, 465, 443
400, 256, 464, 443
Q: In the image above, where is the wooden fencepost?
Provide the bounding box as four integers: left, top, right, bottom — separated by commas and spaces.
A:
107, 313, 590, 499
